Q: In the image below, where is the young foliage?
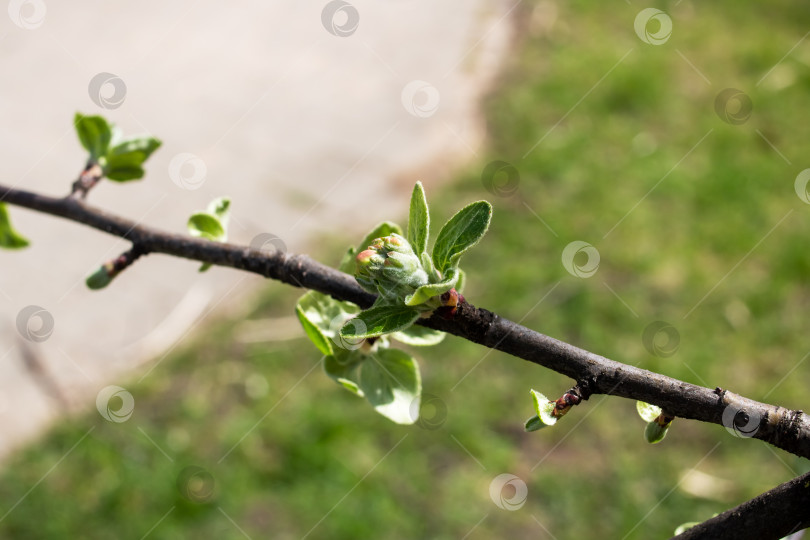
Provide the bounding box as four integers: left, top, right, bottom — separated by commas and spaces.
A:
524, 390, 559, 431
636, 401, 673, 444
74, 113, 161, 182
188, 197, 231, 272
0, 203, 30, 249
431, 200, 492, 273
340, 182, 490, 342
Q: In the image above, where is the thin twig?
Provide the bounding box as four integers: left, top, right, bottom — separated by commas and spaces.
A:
1, 182, 808, 460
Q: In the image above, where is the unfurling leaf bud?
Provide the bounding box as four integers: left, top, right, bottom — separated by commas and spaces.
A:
355, 233, 428, 300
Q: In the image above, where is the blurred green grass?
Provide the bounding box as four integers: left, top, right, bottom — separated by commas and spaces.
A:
3, 1, 810, 538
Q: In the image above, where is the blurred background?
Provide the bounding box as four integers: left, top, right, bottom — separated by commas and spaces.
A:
1, 0, 810, 538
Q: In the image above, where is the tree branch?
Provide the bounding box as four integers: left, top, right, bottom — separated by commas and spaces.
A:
673, 470, 810, 539
2, 182, 809, 461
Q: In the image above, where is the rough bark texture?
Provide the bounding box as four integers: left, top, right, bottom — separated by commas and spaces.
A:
673, 470, 810, 539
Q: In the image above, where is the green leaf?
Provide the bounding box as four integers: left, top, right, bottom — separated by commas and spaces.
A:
645, 421, 670, 444
673, 522, 700, 535
338, 246, 357, 274
407, 182, 429, 255
432, 200, 492, 272
636, 401, 662, 423
404, 268, 459, 306
455, 268, 466, 294
324, 353, 364, 396
206, 197, 230, 224
358, 221, 402, 251
85, 266, 113, 290
530, 389, 558, 427
421, 252, 441, 283
108, 136, 162, 161
74, 113, 112, 160
392, 324, 445, 346
105, 165, 145, 181
188, 213, 226, 241
524, 415, 545, 432
340, 304, 420, 339
0, 203, 29, 249
359, 348, 421, 424
296, 291, 360, 355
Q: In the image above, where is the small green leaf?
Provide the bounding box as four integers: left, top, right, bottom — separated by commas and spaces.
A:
0, 203, 30, 249
340, 304, 420, 339
74, 113, 112, 160
432, 200, 492, 272
455, 268, 466, 293
524, 415, 545, 432
636, 401, 662, 423
206, 197, 231, 224
645, 421, 670, 444
358, 221, 402, 251
108, 136, 162, 161
296, 291, 360, 354
407, 182, 429, 255
404, 268, 459, 306
359, 348, 421, 424
324, 353, 364, 396
86, 266, 113, 290
392, 324, 445, 346
673, 522, 700, 535
421, 252, 441, 282
188, 213, 225, 241
530, 389, 558, 427
105, 165, 145, 181
338, 246, 357, 274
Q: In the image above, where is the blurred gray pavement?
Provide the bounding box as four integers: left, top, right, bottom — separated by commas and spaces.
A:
0, 0, 514, 457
